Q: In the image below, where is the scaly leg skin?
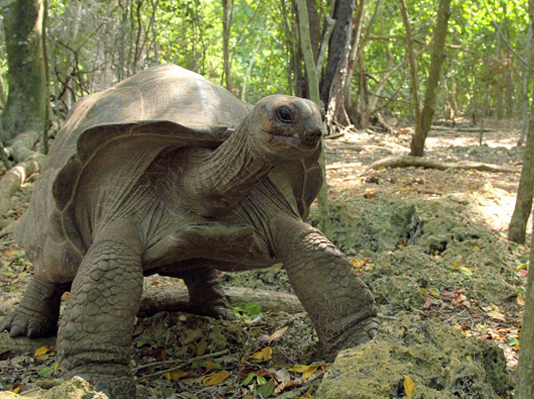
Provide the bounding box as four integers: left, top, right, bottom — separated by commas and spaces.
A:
172, 267, 235, 320
0, 278, 68, 338
57, 226, 143, 399
273, 216, 379, 361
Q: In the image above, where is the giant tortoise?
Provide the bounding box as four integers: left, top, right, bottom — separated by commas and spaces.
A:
1, 65, 378, 398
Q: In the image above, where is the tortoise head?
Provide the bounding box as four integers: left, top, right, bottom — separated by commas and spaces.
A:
247, 95, 325, 160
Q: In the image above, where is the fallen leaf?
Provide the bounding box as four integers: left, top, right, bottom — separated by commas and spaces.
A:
404, 375, 416, 398
37, 365, 54, 377
203, 370, 231, 386
183, 329, 203, 344
34, 346, 49, 357
459, 266, 473, 276
205, 360, 215, 373
487, 310, 505, 321
289, 362, 326, 381
268, 327, 288, 345
274, 380, 303, 394
61, 292, 70, 301
249, 347, 273, 361
170, 370, 191, 381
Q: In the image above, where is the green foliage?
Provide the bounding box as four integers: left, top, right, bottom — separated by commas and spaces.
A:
0, 0, 529, 122
231, 301, 262, 319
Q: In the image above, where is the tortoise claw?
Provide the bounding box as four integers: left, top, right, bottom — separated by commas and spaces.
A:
192, 303, 237, 321
323, 316, 380, 361
1, 310, 56, 338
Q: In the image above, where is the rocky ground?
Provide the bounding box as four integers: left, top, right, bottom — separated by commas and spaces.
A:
0, 119, 531, 398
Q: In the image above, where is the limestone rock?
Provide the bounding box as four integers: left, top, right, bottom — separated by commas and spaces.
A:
316, 313, 512, 399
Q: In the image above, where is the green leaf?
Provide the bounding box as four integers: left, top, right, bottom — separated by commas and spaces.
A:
232, 302, 262, 318
37, 366, 54, 377
242, 372, 256, 385
256, 375, 267, 385
254, 379, 274, 398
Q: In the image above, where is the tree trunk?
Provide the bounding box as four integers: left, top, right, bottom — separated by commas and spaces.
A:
222, 0, 233, 91
1, 0, 47, 144
509, 116, 534, 244
320, 0, 356, 127
344, 0, 367, 128
509, 0, 534, 245
296, 0, 330, 237
409, 0, 451, 156
398, 0, 421, 138
516, 215, 534, 398
494, 16, 504, 120
306, 0, 320, 61
519, 21, 533, 146
296, 0, 320, 104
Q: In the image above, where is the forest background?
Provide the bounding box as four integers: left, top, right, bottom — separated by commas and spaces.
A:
1, 0, 534, 398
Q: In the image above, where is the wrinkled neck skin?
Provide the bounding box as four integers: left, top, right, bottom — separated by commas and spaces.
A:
181, 116, 275, 217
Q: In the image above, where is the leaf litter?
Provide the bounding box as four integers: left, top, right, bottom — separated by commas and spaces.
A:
0, 123, 531, 398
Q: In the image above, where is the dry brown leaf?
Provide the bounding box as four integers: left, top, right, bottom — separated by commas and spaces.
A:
268, 327, 288, 345
202, 370, 231, 386
170, 370, 191, 382
274, 379, 304, 394
183, 329, 203, 344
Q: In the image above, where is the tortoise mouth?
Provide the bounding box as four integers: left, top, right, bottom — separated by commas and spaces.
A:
263, 130, 319, 151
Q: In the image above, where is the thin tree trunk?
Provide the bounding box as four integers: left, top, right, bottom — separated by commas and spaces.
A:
42, 0, 50, 154
296, 0, 329, 236
408, 0, 451, 156
495, 31, 504, 120
344, 0, 366, 127
1, 0, 47, 145
516, 212, 534, 398
509, 1, 534, 244
296, 0, 320, 103
515, 3, 534, 396
222, 0, 233, 91
320, 0, 356, 127
398, 0, 421, 135
519, 21, 533, 146
509, 117, 534, 244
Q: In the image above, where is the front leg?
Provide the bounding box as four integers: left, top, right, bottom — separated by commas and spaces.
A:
273, 216, 379, 360
57, 225, 143, 399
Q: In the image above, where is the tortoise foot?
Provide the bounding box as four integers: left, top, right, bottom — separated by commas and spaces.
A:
0, 309, 57, 338
323, 316, 380, 362
0, 278, 62, 338
192, 302, 237, 321
70, 367, 136, 399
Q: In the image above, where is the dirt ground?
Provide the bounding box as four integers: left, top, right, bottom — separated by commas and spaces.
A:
0, 119, 531, 398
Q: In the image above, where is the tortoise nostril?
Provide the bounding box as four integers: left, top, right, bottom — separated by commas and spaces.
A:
304, 128, 323, 144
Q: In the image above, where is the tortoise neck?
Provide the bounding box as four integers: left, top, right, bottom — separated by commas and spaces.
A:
181, 121, 274, 217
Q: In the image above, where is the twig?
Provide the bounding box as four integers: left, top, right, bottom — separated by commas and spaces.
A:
378, 315, 399, 321
134, 349, 229, 377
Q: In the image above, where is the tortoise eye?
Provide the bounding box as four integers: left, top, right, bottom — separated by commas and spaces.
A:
276, 104, 297, 124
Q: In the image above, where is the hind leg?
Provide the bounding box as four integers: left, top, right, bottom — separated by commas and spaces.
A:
1, 278, 69, 338
163, 267, 235, 320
